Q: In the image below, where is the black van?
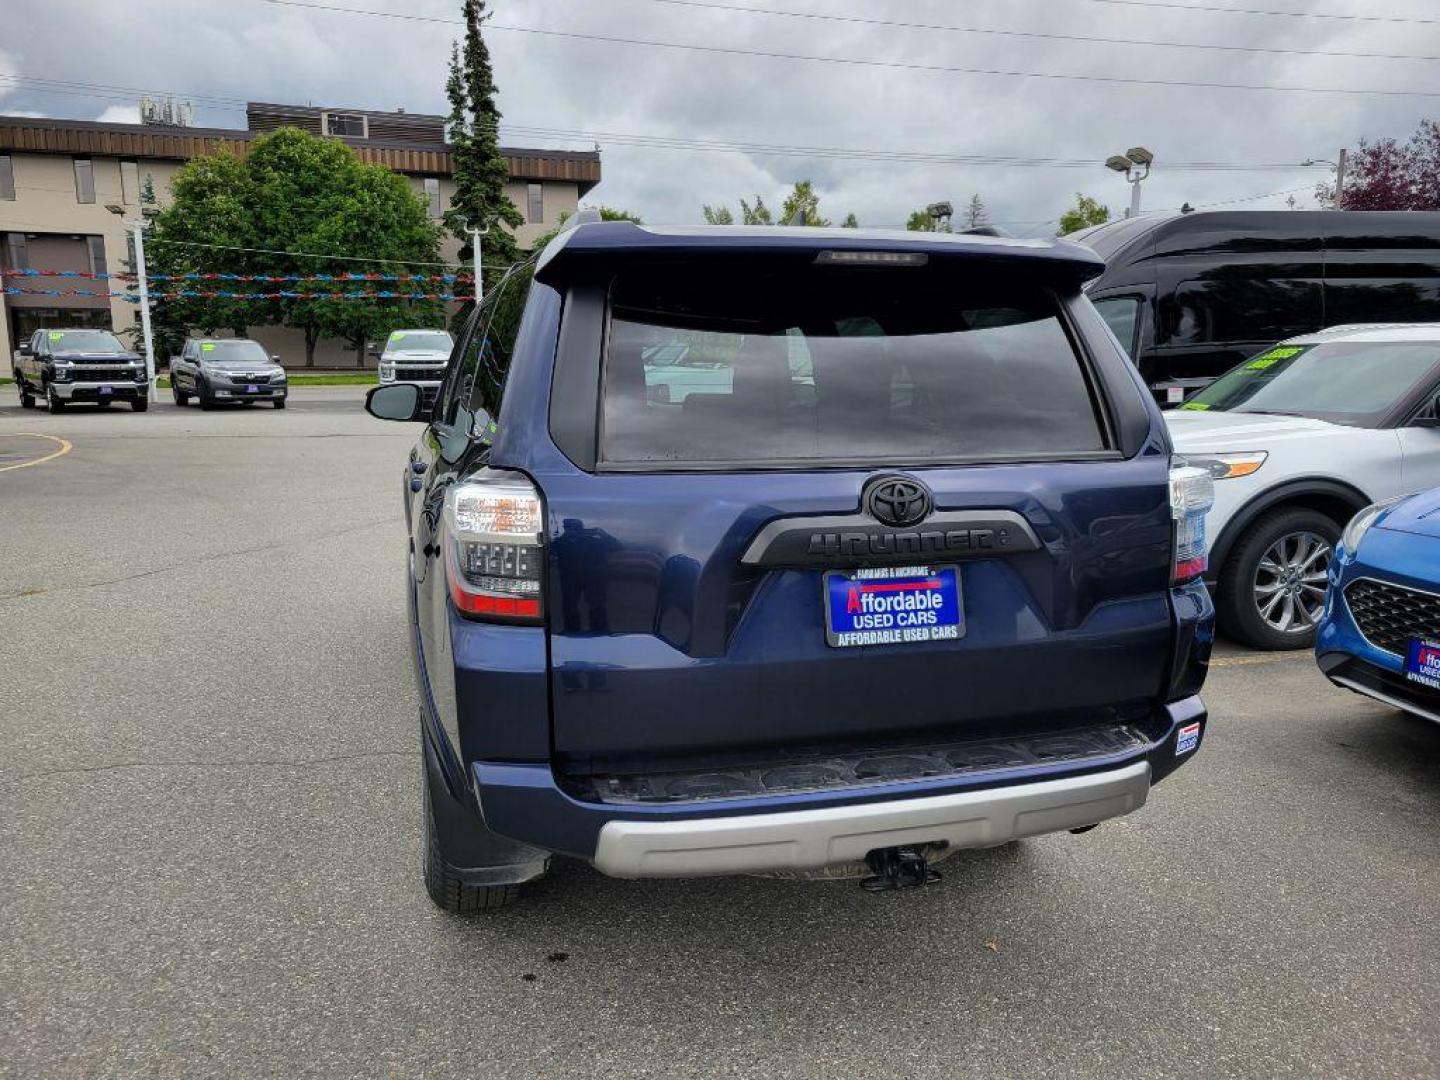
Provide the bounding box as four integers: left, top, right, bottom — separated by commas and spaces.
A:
1072, 210, 1440, 403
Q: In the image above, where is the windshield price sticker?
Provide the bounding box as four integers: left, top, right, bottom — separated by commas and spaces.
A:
1248, 345, 1306, 370
202, 343, 216, 351
48, 331, 63, 341
1404, 639, 1440, 690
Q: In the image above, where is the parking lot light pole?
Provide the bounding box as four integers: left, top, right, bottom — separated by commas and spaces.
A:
468, 224, 488, 305
1106, 147, 1154, 218
107, 204, 157, 401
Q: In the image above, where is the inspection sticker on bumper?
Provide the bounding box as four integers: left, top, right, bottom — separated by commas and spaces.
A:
1176, 722, 1201, 756
1404, 639, 1440, 691
823, 565, 962, 648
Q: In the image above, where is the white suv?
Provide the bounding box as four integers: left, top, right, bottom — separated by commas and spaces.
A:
1167, 324, 1440, 649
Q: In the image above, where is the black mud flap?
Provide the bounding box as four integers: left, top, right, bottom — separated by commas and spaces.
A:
861, 846, 941, 892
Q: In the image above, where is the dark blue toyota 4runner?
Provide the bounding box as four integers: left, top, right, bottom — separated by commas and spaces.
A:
366, 219, 1215, 912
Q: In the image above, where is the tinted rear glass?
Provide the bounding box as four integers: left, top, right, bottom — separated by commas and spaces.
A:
600, 265, 1106, 466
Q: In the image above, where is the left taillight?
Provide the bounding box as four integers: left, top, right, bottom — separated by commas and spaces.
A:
1169, 461, 1215, 585
443, 471, 545, 622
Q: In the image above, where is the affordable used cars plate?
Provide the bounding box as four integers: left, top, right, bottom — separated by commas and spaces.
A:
1404, 638, 1440, 690
823, 565, 963, 648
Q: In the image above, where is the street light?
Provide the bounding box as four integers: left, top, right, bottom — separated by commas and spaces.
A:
1303, 150, 1348, 206
105, 203, 157, 403
1105, 147, 1153, 218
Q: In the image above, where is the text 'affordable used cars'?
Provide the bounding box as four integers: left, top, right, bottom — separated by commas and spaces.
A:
366, 218, 1215, 912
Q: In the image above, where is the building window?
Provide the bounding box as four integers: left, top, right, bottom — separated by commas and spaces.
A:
5, 232, 29, 269
323, 112, 367, 138
424, 177, 441, 219
87, 236, 107, 277
0, 155, 14, 201
73, 158, 95, 203
120, 160, 140, 205
527, 182, 543, 224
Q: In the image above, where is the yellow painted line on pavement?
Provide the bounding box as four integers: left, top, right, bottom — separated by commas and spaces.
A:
1210, 652, 1310, 669
0, 433, 72, 473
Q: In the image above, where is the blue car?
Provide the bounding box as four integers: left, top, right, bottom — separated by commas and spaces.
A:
1317, 489, 1440, 723
364, 217, 1215, 912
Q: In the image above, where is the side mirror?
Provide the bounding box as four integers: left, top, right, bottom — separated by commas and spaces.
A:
367, 343, 380, 357
271, 355, 281, 363
18, 343, 33, 357
365, 382, 424, 422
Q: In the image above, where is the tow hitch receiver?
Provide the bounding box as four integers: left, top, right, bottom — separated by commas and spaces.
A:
861, 846, 941, 892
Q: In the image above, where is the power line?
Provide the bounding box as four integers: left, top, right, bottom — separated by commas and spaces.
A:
0, 74, 1333, 174
246, 0, 1440, 99
499, 123, 1328, 172
1080, 0, 1440, 26
641, 0, 1440, 64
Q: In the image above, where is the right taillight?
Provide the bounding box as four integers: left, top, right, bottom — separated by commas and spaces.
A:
443, 470, 545, 622
1169, 462, 1214, 585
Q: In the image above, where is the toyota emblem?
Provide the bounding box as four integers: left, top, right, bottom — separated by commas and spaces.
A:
864, 476, 933, 527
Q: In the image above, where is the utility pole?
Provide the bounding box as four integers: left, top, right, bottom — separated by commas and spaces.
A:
468, 224, 487, 306
131, 220, 157, 402
1335, 148, 1348, 208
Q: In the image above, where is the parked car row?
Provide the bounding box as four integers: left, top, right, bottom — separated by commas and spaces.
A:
9, 327, 454, 414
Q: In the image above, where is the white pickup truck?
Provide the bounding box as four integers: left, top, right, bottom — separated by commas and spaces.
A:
371, 329, 454, 410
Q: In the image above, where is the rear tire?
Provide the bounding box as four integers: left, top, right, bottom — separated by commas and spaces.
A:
19, 386, 35, 409
422, 773, 522, 914
1217, 507, 1340, 650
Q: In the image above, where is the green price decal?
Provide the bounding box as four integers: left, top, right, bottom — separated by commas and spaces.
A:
1179, 402, 1210, 411
202, 343, 216, 352
48, 331, 63, 341
1248, 346, 1304, 370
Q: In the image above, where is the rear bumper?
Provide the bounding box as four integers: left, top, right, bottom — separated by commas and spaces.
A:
469, 694, 1205, 877
592, 761, 1150, 878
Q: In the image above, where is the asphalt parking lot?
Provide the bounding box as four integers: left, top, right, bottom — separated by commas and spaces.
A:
3, 388, 1439, 1080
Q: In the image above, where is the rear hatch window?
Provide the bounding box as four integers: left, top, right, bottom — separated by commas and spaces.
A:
600, 264, 1108, 467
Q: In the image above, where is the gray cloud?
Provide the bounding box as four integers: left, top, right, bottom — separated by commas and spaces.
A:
6, 0, 1437, 232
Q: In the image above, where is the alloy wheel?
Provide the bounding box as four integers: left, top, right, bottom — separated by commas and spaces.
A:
1252, 530, 1332, 634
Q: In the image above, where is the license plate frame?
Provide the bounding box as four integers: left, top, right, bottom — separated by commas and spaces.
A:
1403, 638, 1440, 691
822, 565, 963, 649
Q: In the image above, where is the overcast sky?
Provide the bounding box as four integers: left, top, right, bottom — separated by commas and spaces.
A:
4, 0, 1438, 234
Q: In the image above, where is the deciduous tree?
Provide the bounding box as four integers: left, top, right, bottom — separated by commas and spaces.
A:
1319, 119, 1440, 210
147, 129, 445, 367
1057, 193, 1110, 235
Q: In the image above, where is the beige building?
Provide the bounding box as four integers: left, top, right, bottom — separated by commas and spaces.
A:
0, 103, 602, 369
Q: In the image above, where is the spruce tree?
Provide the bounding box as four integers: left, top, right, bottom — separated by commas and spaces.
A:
443, 0, 523, 272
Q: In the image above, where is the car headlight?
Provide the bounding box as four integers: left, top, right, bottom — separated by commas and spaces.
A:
52, 362, 72, 382
1340, 496, 1408, 557
271, 369, 287, 382
1187, 452, 1268, 481
379, 364, 395, 381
